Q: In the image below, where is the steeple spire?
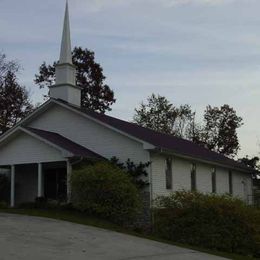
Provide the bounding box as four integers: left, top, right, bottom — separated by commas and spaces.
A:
49, 0, 82, 107
59, 0, 72, 64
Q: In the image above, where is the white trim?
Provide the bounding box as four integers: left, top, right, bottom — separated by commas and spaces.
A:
66, 159, 72, 202
10, 165, 15, 207
37, 163, 43, 197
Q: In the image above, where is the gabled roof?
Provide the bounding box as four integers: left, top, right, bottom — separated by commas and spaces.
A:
57, 99, 254, 173
25, 127, 103, 159
0, 98, 255, 173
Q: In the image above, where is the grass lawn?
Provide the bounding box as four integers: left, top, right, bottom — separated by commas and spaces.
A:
0, 208, 256, 260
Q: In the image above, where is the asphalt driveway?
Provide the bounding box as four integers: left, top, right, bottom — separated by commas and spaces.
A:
0, 213, 228, 260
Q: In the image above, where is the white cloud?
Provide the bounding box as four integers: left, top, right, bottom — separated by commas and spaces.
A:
71, 0, 128, 13
71, 0, 242, 12
163, 0, 237, 6
1, 0, 259, 157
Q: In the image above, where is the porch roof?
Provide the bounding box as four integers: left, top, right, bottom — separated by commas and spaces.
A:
25, 127, 104, 159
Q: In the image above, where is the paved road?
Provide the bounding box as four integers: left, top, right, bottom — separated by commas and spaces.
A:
0, 213, 228, 260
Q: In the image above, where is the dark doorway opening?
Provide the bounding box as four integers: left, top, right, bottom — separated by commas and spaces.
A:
44, 168, 67, 201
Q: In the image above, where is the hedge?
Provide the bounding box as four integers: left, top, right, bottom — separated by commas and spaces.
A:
153, 191, 260, 256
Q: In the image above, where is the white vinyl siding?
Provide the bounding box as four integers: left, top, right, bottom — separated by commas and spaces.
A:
0, 132, 64, 165
233, 170, 253, 203
29, 105, 149, 165
196, 163, 212, 193
215, 167, 229, 194
172, 157, 192, 191
151, 152, 252, 203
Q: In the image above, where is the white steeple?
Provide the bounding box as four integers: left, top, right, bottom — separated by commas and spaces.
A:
49, 0, 81, 107
59, 0, 72, 64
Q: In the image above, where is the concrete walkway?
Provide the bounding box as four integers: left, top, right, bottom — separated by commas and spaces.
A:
0, 213, 228, 260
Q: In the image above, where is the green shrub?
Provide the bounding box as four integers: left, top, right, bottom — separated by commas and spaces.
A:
153, 190, 260, 256
71, 161, 142, 224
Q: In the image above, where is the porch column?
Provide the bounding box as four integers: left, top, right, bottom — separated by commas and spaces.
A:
38, 163, 43, 197
66, 160, 72, 202
10, 165, 15, 207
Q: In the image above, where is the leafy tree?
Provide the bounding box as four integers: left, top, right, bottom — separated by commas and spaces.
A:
239, 156, 259, 170
174, 104, 195, 138
133, 94, 194, 138
35, 47, 116, 113
0, 54, 33, 135
185, 114, 205, 145
133, 94, 243, 157
239, 155, 260, 207
239, 155, 259, 183
110, 157, 150, 189
0, 53, 19, 79
200, 105, 243, 157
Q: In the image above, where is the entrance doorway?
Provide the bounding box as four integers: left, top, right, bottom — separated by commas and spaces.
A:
44, 168, 67, 201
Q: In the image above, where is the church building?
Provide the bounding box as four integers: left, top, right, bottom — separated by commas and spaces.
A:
0, 2, 255, 208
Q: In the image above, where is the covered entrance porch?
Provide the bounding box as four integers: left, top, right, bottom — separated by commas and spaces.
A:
0, 127, 103, 207
0, 160, 72, 207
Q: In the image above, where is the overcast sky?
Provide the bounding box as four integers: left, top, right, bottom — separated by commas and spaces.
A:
0, 0, 260, 157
